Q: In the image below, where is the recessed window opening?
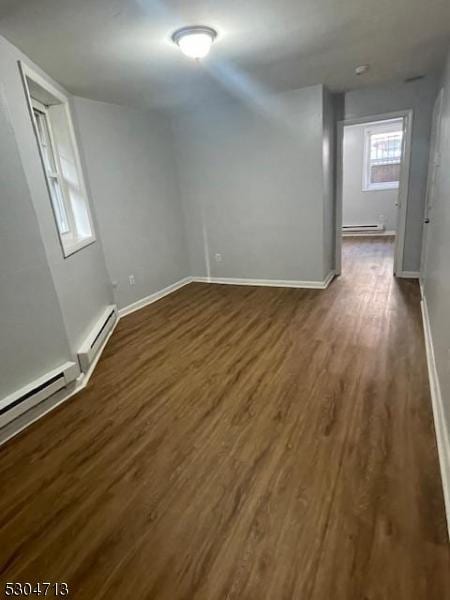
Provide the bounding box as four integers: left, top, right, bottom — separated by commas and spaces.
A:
20, 63, 95, 257
363, 119, 404, 191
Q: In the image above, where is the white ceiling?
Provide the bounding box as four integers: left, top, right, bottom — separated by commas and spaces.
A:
0, 0, 449, 110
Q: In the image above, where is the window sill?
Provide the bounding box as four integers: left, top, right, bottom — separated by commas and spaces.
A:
62, 235, 96, 258
362, 183, 400, 192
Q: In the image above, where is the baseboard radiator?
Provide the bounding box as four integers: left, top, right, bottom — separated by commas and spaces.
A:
0, 362, 79, 429
342, 224, 385, 234
77, 305, 118, 373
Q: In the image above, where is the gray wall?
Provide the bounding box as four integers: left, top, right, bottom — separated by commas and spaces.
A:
173, 85, 331, 283
0, 32, 190, 407
344, 75, 439, 271
422, 48, 450, 441
343, 122, 399, 231
0, 84, 72, 399
0, 35, 113, 354
73, 97, 190, 310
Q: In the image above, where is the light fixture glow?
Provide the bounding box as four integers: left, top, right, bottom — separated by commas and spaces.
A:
172, 26, 217, 59
355, 64, 369, 76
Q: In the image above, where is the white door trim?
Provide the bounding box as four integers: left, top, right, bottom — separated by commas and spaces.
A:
335, 110, 414, 276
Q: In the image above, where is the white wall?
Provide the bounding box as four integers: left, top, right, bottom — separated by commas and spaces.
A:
343, 122, 399, 231
173, 85, 333, 283
422, 48, 450, 446
0, 35, 113, 354
344, 75, 438, 271
73, 97, 190, 310
0, 84, 72, 399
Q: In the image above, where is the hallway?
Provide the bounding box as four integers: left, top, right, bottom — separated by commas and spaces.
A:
0, 237, 449, 599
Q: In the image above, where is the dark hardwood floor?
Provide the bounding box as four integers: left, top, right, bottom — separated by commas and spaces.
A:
1, 236, 449, 599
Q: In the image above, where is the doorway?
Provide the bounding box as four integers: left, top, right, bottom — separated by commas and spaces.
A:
335, 111, 413, 277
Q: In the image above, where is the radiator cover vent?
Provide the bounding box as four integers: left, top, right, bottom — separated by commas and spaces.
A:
0, 362, 79, 428
77, 305, 118, 373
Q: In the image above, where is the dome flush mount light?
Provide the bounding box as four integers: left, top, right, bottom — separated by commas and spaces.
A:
172, 26, 217, 59
355, 64, 369, 76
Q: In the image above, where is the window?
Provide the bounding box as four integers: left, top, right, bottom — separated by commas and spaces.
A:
363, 122, 403, 191
32, 101, 71, 236
20, 62, 95, 257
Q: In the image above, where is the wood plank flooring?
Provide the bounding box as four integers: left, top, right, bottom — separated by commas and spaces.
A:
0, 236, 449, 599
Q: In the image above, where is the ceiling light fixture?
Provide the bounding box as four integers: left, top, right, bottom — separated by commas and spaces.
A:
355, 64, 369, 76
172, 26, 217, 59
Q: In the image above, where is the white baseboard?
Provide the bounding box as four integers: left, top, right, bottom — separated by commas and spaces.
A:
192, 271, 335, 290
419, 278, 425, 298
398, 271, 420, 279
118, 277, 192, 318
322, 270, 336, 288
421, 295, 450, 540
342, 230, 396, 237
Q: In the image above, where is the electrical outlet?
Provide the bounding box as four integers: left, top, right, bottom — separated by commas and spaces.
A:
215, 253, 222, 263
128, 274, 136, 286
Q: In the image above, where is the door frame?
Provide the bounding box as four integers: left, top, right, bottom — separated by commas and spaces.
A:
335, 109, 414, 276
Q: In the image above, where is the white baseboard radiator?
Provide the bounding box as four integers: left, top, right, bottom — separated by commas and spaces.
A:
0, 362, 79, 429
342, 224, 385, 234
77, 305, 118, 373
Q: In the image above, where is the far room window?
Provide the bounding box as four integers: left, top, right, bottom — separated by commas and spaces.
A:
363, 122, 403, 191
20, 62, 96, 257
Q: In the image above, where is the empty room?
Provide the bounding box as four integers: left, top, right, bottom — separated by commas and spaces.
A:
0, 1, 450, 599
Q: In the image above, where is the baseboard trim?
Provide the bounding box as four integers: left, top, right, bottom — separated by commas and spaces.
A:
322, 270, 336, 289
192, 272, 335, 290
342, 230, 396, 237
421, 295, 450, 540
398, 271, 420, 279
118, 277, 192, 318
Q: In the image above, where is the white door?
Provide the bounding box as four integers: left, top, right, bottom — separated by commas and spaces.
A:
420, 89, 444, 280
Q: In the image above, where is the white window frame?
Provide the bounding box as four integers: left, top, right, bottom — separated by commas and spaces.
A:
19, 61, 96, 258
31, 98, 74, 238
362, 123, 403, 192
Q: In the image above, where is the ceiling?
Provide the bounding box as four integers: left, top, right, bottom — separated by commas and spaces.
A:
0, 0, 449, 111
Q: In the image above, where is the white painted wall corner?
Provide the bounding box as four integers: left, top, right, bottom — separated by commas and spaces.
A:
118, 277, 192, 318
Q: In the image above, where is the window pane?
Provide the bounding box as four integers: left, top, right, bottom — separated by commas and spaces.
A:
371, 163, 401, 184
369, 129, 403, 185
370, 131, 403, 164
49, 178, 70, 234
33, 108, 56, 174
33, 106, 71, 235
